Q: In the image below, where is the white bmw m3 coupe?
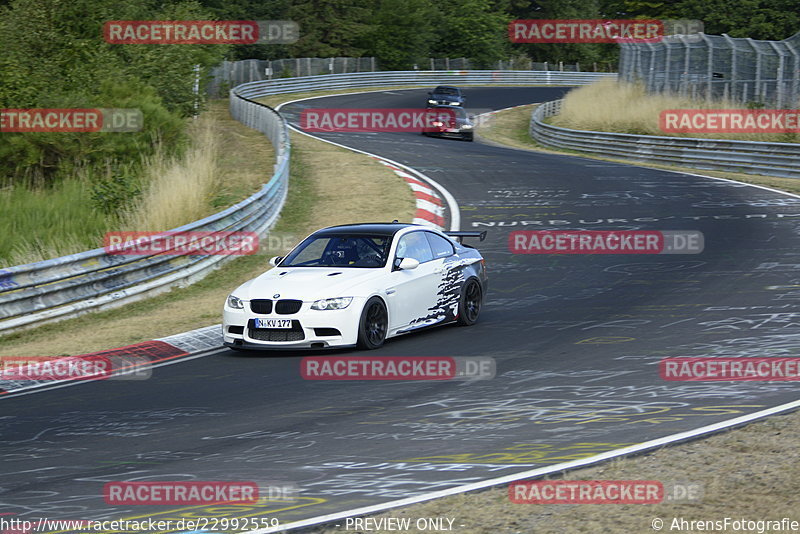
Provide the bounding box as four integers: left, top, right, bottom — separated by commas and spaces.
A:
223, 222, 487, 350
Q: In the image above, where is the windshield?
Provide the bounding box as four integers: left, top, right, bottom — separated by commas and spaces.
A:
434, 86, 459, 95
280, 234, 391, 268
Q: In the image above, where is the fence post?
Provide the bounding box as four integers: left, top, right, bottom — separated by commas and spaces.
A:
664, 41, 672, 93
645, 41, 657, 93
723, 34, 738, 104
747, 38, 762, 102
769, 41, 787, 107
680, 35, 691, 97
700, 34, 713, 101
786, 40, 800, 107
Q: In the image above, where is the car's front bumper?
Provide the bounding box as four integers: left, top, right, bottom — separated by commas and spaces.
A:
223, 298, 364, 350
425, 128, 472, 138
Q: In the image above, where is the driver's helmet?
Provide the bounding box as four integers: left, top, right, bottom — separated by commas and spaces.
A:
331, 238, 358, 263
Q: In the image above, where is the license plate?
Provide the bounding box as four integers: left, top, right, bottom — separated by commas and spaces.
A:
255, 318, 292, 329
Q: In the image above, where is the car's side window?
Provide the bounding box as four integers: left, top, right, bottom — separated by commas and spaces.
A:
425, 232, 455, 259
395, 232, 434, 264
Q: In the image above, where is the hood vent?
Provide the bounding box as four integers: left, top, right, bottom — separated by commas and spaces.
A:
327, 272, 342, 276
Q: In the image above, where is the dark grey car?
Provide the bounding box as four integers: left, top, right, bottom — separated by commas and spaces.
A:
426, 85, 465, 107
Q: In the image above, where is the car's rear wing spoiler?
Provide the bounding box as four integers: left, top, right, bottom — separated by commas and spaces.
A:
445, 231, 487, 244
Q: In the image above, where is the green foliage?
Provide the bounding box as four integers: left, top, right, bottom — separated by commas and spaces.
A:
360, 0, 438, 70
511, 0, 613, 66
89, 161, 142, 215
0, 80, 186, 184
0, 177, 112, 265
430, 0, 512, 67
192, 0, 798, 69
286, 0, 374, 57
663, 0, 800, 40
0, 0, 225, 190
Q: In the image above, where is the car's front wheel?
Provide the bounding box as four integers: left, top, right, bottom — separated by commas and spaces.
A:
357, 297, 388, 349
456, 278, 482, 326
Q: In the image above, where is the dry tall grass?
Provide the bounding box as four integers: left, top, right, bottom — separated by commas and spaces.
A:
552, 78, 799, 143
123, 114, 220, 231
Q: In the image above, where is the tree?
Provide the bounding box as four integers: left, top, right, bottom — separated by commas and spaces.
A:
286, 0, 374, 57
0, 0, 226, 184
362, 0, 437, 70
430, 0, 511, 67
667, 0, 800, 40
510, 0, 611, 65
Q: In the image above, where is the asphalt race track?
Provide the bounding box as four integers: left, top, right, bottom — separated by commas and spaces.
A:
4, 87, 800, 532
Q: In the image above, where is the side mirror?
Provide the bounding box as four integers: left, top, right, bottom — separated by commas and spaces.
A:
269, 256, 283, 267
398, 257, 419, 270
427, 91, 432, 96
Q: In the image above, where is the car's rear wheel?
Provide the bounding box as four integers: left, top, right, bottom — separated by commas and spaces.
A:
456, 279, 482, 326
357, 297, 388, 349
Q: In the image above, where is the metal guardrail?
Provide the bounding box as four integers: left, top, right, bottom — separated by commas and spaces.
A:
233, 70, 615, 99
0, 96, 289, 333
0, 70, 608, 334
530, 99, 800, 179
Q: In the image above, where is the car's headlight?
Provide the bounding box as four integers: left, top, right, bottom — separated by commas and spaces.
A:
311, 297, 353, 310
461, 124, 473, 129
452, 101, 461, 105
427, 99, 436, 104
227, 294, 244, 309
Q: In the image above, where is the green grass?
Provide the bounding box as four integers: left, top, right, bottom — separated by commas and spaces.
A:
0, 178, 113, 266
0, 101, 270, 269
